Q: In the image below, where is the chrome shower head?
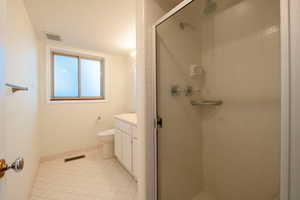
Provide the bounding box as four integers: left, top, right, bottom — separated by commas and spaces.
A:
204, 0, 217, 15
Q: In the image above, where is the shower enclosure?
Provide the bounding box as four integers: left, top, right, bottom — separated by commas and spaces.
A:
154, 0, 281, 200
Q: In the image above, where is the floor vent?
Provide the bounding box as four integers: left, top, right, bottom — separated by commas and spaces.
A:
64, 155, 86, 162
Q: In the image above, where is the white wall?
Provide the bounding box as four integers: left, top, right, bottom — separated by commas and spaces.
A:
290, 0, 300, 199
136, 0, 173, 199
128, 55, 137, 112
4, 0, 40, 199
39, 43, 132, 157
0, 0, 6, 199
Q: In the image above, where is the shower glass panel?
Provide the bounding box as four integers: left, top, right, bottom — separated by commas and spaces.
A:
155, 0, 281, 200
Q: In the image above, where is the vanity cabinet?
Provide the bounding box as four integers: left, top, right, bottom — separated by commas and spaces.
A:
132, 137, 138, 178
114, 114, 138, 180
114, 129, 122, 162
122, 132, 132, 171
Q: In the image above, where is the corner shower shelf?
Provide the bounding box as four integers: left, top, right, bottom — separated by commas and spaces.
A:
190, 100, 223, 106
5, 83, 29, 93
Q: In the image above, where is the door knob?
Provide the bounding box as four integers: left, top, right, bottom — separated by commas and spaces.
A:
0, 157, 24, 179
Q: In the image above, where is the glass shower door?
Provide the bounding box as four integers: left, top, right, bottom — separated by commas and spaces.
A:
155, 0, 281, 200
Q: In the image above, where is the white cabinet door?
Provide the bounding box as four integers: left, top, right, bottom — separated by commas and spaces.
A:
132, 126, 138, 139
132, 138, 138, 179
114, 129, 122, 161
122, 133, 132, 171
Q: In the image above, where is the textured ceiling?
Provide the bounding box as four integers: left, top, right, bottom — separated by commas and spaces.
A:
24, 0, 136, 55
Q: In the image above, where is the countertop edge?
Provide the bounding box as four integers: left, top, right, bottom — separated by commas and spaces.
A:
114, 114, 137, 126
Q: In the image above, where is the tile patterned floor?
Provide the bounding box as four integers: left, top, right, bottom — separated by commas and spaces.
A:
30, 150, 137, 200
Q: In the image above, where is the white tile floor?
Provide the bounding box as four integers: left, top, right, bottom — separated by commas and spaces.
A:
30, 150, 137, 200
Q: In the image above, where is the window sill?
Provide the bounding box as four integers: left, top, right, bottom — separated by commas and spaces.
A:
47, 99, 108, 104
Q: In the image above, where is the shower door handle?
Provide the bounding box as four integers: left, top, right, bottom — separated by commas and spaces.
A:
191, 100, 223, 106
156, 116, 163, 128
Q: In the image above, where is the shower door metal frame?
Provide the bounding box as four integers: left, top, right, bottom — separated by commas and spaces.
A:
151, 0, 292, 200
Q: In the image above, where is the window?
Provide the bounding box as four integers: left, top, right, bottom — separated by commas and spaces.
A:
51, 52, 104, 101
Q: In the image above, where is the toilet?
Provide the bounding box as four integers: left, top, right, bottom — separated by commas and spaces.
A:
97, 129, 115, 159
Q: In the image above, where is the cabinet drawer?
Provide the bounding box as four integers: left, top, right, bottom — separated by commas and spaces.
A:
114, 119, 132, 134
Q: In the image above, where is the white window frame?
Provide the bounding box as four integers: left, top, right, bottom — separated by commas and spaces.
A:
46, 45, 109, 104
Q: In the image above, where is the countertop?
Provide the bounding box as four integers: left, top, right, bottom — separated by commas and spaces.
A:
114, 113, 137, 126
